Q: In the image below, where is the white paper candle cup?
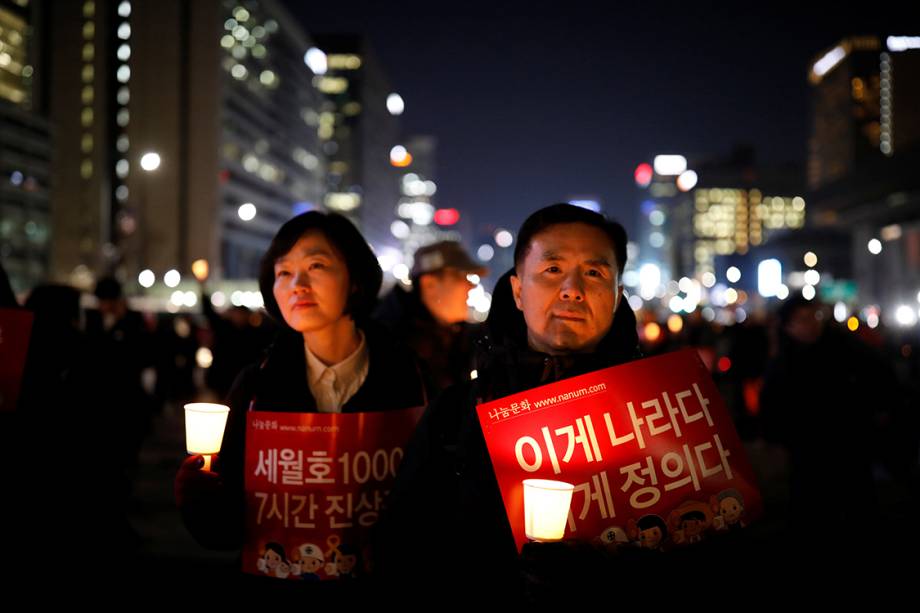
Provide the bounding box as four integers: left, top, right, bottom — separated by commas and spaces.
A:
184, 403, 230, 456
523, 479, 575, 542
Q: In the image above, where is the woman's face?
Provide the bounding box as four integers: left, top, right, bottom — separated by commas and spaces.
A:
273, 231, 352, 334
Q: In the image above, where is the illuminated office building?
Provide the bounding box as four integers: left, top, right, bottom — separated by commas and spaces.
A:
379, 134, 477, 289
49, 0, 327, 295
0, 0, 53, 293
690, 189, 805, 276
667, 148, 805, 280
809, 35, 920, 191
634, 155, 694, 287
807, 35, 920, 312
213, 0, 327, 279
393, 135, 450, 251
311, 33, 401, 253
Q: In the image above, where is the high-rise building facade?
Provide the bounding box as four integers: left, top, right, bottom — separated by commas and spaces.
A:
688, 188, 805, 277
0, 0, 53, 293
214, 0, 328, 280
808, 35, 920, 191
49, 0, 327, 298
635, 158, 684, 286
664, 149, 805, 280
807, 35, 920, 314
311, 34, 401, 254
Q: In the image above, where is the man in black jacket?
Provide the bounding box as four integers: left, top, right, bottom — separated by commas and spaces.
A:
373, 204, 640, 602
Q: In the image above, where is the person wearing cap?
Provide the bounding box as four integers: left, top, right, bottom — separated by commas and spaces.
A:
374, 241, 487, 391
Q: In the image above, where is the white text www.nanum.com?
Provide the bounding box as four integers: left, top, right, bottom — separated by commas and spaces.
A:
532, 383, 607, 409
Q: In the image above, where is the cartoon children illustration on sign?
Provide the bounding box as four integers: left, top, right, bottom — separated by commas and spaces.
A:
323, 535, 359, 579
628, 514, 668, 551
596, 525, 632, 554
332, 543, 359, 579
668, 500, 714, 545
293, 542, 325, 581
276, 560, 292, 579
711, 489, 746, 531
256, 542, 289, 578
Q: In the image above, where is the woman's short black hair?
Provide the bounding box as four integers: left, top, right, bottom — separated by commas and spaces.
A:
258, 211, 382, 326
513, 203, 628, 277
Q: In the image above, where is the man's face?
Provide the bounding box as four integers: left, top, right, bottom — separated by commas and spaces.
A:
98, 297, 126, 319
510, 223, 622, 355
785, 305, 823, 345
419, 268, 474, 324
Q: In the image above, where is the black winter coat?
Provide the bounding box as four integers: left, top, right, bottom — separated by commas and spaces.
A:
372, 270, 641, 602
178, 322, 428, 551
373, 284, 483, 392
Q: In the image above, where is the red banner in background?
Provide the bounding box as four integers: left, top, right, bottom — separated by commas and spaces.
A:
477, 349, 762, 553
243, 406, 424, 580
0, 309, 34, 412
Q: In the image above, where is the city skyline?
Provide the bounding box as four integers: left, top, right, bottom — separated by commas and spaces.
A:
287, 2, 916, 235
2, 1, 917, 326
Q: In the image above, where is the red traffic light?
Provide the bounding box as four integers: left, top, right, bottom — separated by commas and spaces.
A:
634, 163, 653, 187
434, 208, 460, 226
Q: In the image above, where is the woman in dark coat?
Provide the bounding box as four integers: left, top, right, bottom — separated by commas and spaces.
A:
174, 212, 427, 575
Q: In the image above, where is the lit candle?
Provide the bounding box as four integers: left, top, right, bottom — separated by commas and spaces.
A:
184, 403, 230, 472
523, 479, 575, 542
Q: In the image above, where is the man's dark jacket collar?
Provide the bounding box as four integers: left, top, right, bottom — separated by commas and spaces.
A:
474, 269, 641, 400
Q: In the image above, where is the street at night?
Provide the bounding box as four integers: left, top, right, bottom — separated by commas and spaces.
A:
1, 0, 918, 601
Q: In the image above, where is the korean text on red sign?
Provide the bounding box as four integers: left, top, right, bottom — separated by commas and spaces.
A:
476, 349, 762, 553
243, 406, 424, 580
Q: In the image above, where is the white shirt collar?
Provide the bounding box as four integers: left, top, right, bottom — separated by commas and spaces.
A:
304, 330, 369, 412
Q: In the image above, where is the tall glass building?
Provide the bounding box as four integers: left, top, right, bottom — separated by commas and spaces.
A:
49, 0, 328, 300
0, 0, 53, 294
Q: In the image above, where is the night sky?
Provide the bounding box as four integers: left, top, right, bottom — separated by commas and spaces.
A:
283, 1, 914, 238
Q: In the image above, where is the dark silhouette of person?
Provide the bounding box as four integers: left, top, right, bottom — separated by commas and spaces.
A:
759, 295, 902, 548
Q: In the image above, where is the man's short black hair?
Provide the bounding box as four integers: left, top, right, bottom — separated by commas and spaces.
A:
258, 211, 382, 326
513, 203, 628, 277
776, 294, 820, 327
94, 276, 123, 300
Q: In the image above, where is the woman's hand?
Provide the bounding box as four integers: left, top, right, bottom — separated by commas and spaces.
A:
174, 454, 223, 509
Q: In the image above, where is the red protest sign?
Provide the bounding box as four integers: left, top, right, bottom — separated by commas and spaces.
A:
243, 406, 424, 580
476, 349, 762, 553
0, 309, 34, 412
